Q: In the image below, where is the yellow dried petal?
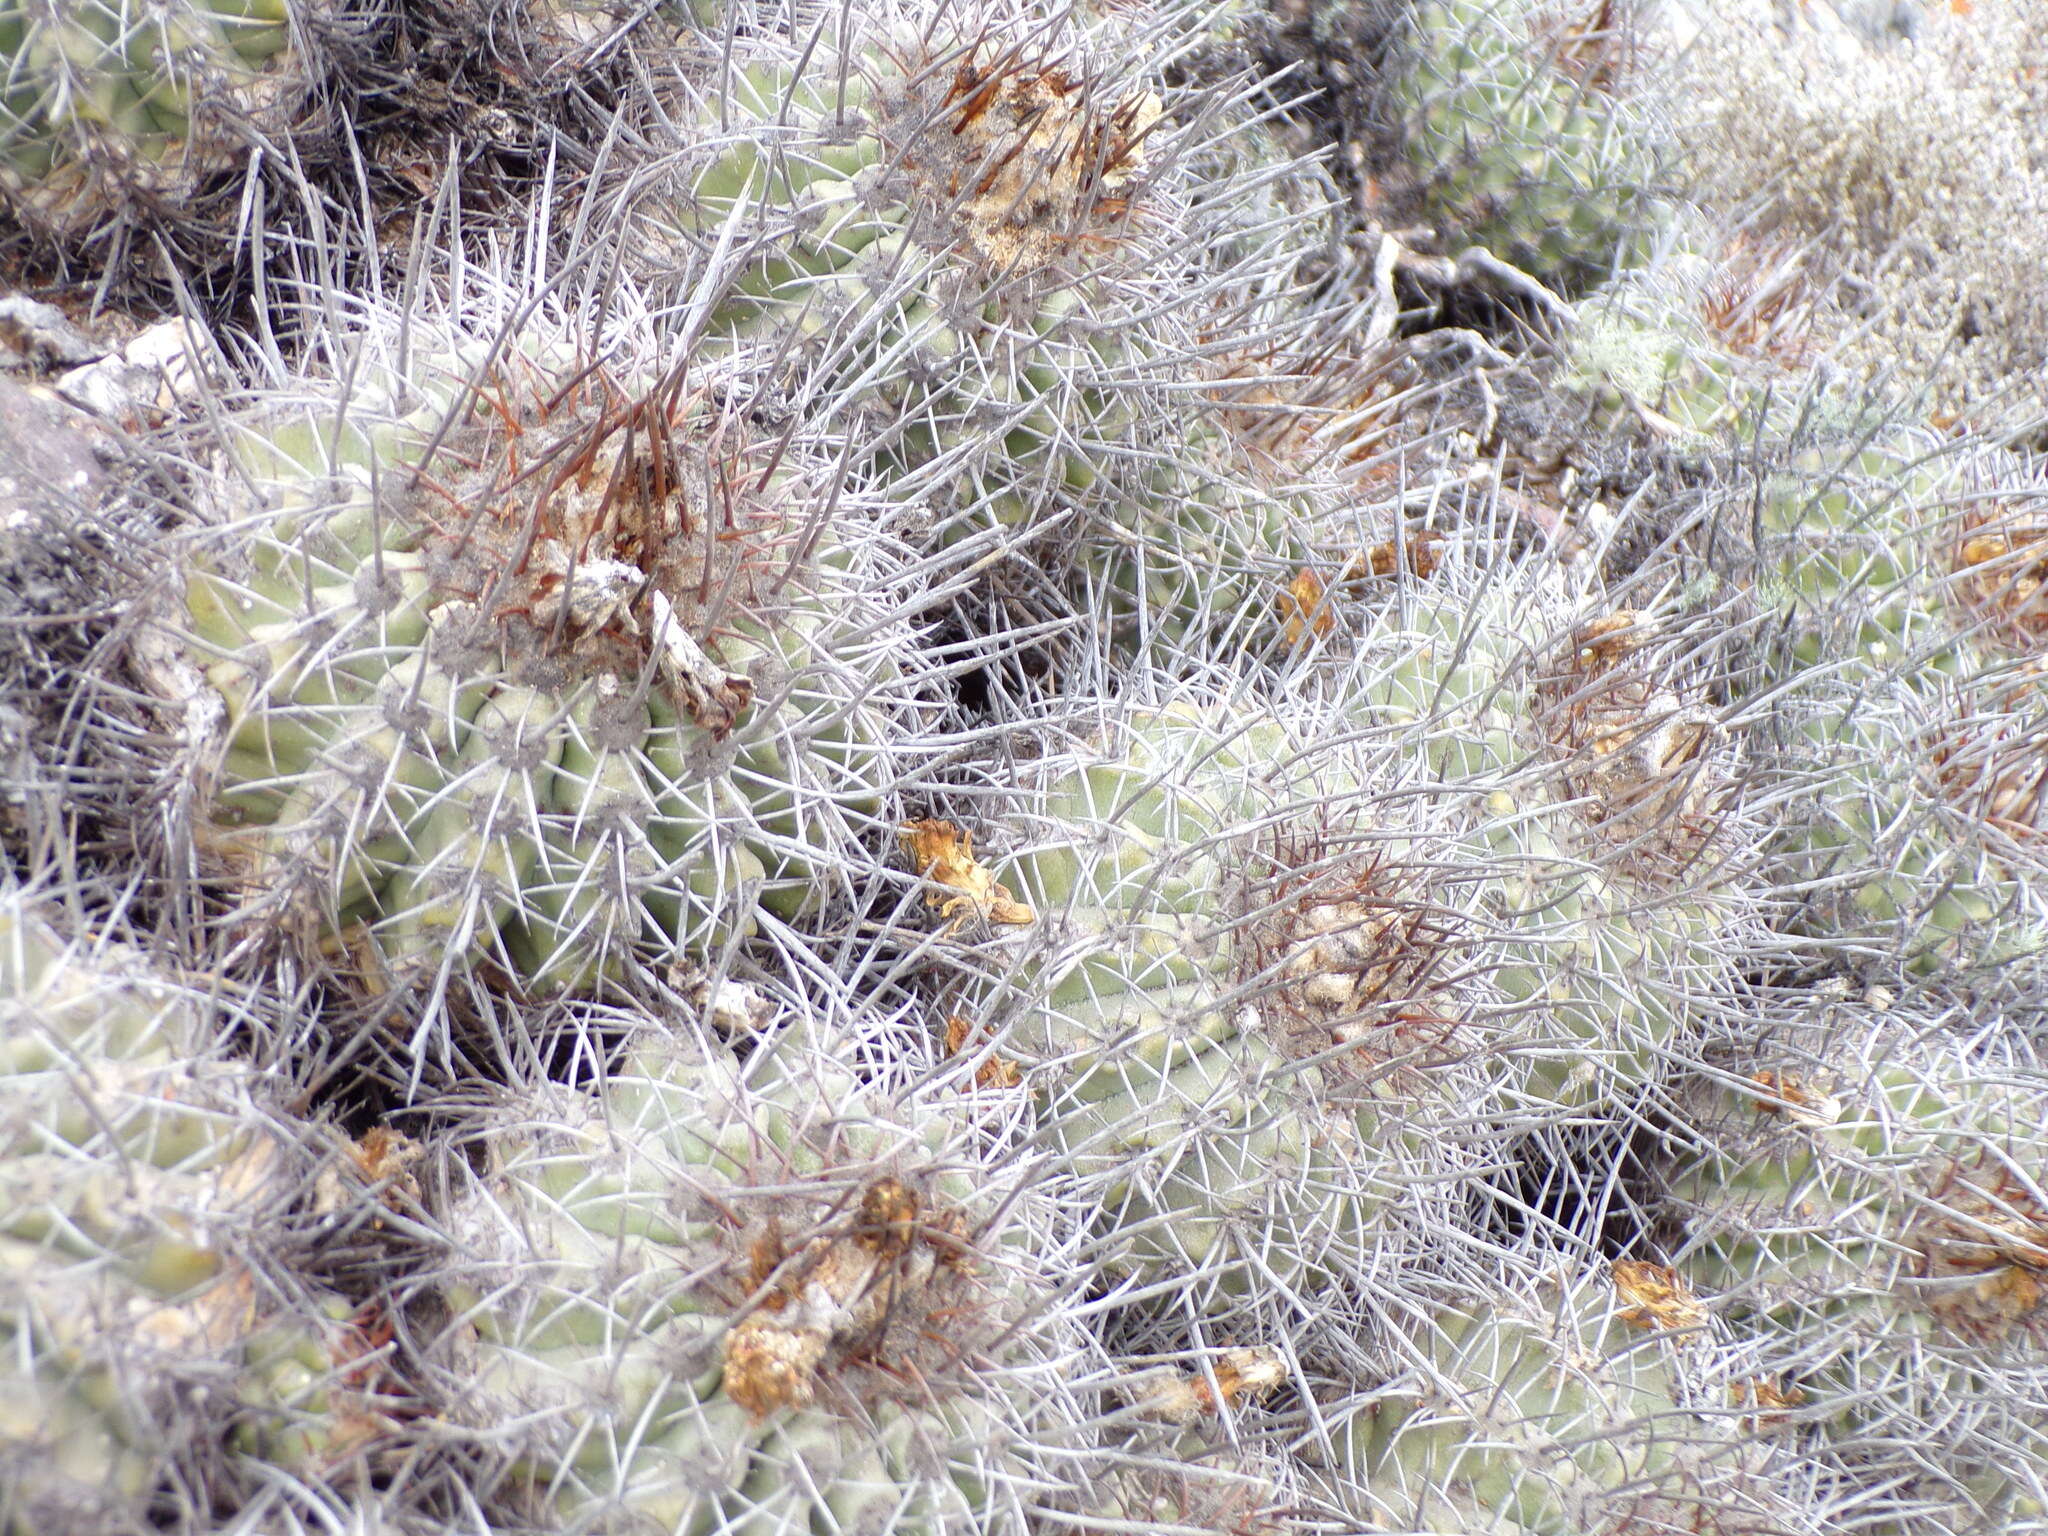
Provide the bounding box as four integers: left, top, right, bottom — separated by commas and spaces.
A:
1278, 567, 1333, 648
944, 1015, 1022, 1089
1611, 1259, 1709, 1331
1130, 1346, 1287, 1425
900, 820, 1034, 928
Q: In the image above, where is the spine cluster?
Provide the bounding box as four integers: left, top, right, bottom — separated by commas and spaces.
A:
4, 0, 2047, 1532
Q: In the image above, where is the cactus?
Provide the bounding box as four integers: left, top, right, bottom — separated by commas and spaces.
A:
158, 307, 922, 1018
424, 1006, 1090, 1534
658, 10, 1168, 523
1080, 435, 1327, 662
1331, 1254, 1797, 1535
1386, 0, 1664, 292
948, 697, 1494, 1307
1747, 437, 1973, 680
642, 4, 1331, 650
0, 891, 389, 1530
1333, 567, 1756, 1113
0, 0, 317, 240
1095, 1345, 1296, 1533
1660, 1003, 2048, 1525
1770, 655, 2048, 975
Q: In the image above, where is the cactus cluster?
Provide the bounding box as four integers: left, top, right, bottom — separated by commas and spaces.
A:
1382, 0, 1666, 291
1329, 1254, 1817, 1535
159, 309, 926, 1030
0, 891, 403, 1532
0, 0, 315, 239
9, 0, 2048, 1532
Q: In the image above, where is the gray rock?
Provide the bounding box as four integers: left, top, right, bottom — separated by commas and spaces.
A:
0, 372, 108, 534
0, 294, 104, 371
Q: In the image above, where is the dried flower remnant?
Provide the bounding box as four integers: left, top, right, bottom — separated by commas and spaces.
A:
1341, 528, 1445, 584
1912, 1152, 2048, 1339
722, 1177, 955, 1417
944, 1014, 1023, 1089
1611, 1259, 1710, 1332
1729, 1376, 1806, 1431
1535, 609, 1729, 855
1747, 1071, 1845, 1130
920, 48, 1165, 270
1279, 568, 1334, 649
902, 820, 1036, 929
1236, 834, 1469, 1086
312, 1125, 426, 1223
1129, 1347, 1287, 1426
169, 315, 908, 1006
1949, 501, 2048, 652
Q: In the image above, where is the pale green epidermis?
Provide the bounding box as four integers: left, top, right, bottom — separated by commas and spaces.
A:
1758, 445, 1964, 674
0, 0, 294, 181
1480, 814, 1732, 1107
1395, 0, 1658, 287
1358, 590, 1738, 1107
1564, 265, 1965, 671
1741, 420, 2047, 969
1568, 298, 2048, 971
442, 1037, 1025, 1534
1670, 1062, 1971, 1299
1666, 1043, 2045, 1461
993, 708, 1445, 1290
183, 365, 892, 992
1086, 446, 1315, 660
1349, 1276, 1693, 1535
0, 900, 356, 1507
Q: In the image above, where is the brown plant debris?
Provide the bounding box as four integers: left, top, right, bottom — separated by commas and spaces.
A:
901, 820, 1035, 929
1129, 1346, 1287, 1425
721, 1177, 974, 1417
1236, 833, 1467, 1086
406, 358, 796, 718
913, 44, 1164, 270
1534, 609, 1729, 858
944, 1014, 1023, 1089
313, 1125, 425, 1222
1611, 1259, 1710, 1331
1341, 528, 1445, 583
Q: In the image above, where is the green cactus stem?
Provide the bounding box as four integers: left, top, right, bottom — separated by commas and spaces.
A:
160, 315, 916, 1012
1388, 0, 1665, 292
427, 1011, 1087, 1534
0, 0, 314, 238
